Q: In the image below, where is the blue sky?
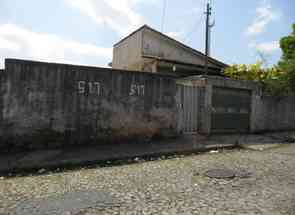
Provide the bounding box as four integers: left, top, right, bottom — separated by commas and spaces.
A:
0, 0, 294, 69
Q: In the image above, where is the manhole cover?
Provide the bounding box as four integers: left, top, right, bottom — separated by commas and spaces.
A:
13, 190, 116, 215
205, 169, 236, 179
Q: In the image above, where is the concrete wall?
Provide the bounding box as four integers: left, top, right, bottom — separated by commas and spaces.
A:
112, 30, 142, 71
1, 60, 294, 152
142, 28, 217, 69
253, 94, 295, 132
112, 26, 221, 74
178, 75, 295, 134
0, 59, 178, 151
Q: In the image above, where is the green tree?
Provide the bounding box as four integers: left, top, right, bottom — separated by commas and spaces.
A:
225, 23, 295, 94
279, 24, 295, 63
278, 23, 295, 92
224, 61, 285, 94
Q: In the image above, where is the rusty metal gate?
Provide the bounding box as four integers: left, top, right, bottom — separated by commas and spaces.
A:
211, 87, 251, 133
177, 85, 199, 133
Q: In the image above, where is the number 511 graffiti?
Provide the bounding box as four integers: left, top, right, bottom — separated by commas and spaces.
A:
78, 81, 101, 95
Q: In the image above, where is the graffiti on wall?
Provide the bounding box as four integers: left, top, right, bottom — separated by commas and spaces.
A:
78, 81, 101, 95
129, 84, 145, 96
78, 81, 145, 97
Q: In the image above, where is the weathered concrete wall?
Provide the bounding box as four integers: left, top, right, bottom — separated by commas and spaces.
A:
112, 30, 142, 71
2, 60, 294, 152
112, 26, 224, 74
142, 28, 217, 68
0, 59, 178, 151
253, 94, 295, 132
178, 75, 295, 134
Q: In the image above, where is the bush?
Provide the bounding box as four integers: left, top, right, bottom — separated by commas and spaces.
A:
224, 61, 289, 95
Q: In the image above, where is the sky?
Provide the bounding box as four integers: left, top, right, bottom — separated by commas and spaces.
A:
0, 0, 294, 69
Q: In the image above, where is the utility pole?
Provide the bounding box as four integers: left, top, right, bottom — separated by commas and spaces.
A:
204, 1, 212, 75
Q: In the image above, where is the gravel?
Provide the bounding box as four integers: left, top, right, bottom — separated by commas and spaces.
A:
1, 144, 295, 215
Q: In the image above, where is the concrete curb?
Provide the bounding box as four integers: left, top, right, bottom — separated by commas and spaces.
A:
1, 131, 294, 176
0, 142, 237, 176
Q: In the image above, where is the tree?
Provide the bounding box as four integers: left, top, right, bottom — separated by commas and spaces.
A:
224, 61, 285, 94
224, 23, 295, 94
278, 23, 295, 92
279, 24, 295, 63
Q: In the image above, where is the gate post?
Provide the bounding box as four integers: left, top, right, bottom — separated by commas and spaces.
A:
203, 84, 212, 135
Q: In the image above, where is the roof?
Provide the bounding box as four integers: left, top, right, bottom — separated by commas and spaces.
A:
114, 24, 229, 68
143, 54, 223, 73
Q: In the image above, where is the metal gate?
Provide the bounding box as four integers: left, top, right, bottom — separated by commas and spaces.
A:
178, 85, 199, 133
211, 87, 251, 133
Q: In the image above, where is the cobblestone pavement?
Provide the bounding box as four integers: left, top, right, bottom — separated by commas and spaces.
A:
1, 144, 295, 215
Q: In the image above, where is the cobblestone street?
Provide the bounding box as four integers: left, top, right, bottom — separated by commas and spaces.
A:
1, 144, 295, 215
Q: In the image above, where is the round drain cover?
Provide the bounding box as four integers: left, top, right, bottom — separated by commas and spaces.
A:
205, 169, 236, 179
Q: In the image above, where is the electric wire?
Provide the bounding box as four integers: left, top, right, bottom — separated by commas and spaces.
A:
161, 0, 167, 33
183, 14, 205, 43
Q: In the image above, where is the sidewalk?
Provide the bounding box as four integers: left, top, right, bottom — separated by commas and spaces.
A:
0, 131, 294, 175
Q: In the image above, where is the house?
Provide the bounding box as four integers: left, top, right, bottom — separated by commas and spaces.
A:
112, 25, 228, 77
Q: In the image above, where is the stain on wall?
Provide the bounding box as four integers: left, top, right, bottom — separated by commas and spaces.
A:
1, 60, 294, 151
253, 94, 295, 132
0, 59, 178, 151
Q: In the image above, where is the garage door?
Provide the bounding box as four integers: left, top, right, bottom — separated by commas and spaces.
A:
211, 87, 251, 133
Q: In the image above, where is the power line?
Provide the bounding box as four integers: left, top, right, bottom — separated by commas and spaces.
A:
183, 14, 205, 43
183, 0, 207, 43
161, 0, 167, 33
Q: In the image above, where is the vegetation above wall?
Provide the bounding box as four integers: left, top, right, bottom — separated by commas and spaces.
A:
224, 23, 295, 95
